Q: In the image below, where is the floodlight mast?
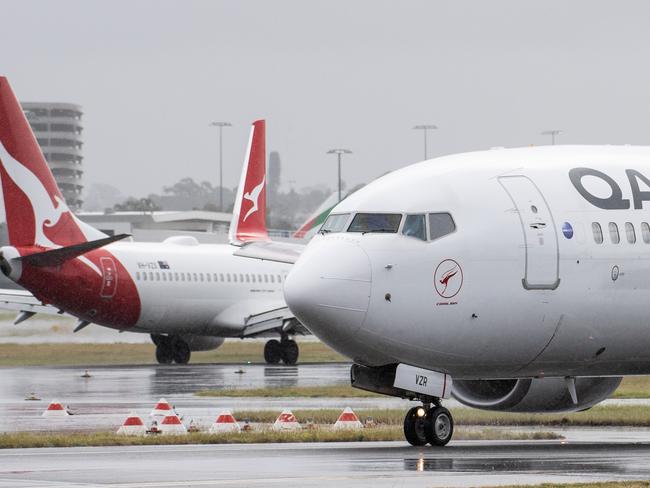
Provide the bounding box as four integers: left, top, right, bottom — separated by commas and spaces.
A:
413, 124, 438, 160
209, 121, 232, 211
326, 149, 352, 202
541, 129, 562, 146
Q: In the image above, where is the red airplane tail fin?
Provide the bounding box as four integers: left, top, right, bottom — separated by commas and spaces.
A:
0, 77, 104, 248
229, 120, 270, 244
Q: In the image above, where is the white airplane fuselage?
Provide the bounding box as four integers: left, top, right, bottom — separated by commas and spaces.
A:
285, 145, 650, 379
107, 240, 289, 336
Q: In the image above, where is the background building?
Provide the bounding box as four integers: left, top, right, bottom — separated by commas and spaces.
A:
21, 102, 84, 211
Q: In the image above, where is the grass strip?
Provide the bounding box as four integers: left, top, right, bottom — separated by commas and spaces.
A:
0, 341, 346, 366
227, 405, 650, 427
612, 376, 650, 399
0, 427, 560, 449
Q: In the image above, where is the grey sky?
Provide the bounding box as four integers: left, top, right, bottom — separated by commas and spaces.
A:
3, 0, 650, 198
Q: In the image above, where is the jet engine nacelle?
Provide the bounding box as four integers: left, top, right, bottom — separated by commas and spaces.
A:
452, 377, 622, 413
181, 334, 225, 352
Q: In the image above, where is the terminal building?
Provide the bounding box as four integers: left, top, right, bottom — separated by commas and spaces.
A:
21, 102, 84, 211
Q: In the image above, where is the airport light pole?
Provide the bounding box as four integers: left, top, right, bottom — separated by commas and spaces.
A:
209, 121, 232, 211
327, 149, 352, 202
541, 129, 561, 146
413, 125, 438, 160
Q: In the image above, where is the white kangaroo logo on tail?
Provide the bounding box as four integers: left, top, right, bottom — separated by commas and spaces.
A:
0, 141, 102, 275
0, 141, 70, 249
242, 176, 265, 222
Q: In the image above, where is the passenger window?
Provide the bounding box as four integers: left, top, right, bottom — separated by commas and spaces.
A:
402, 214, 426, 241
270, 275, 275, 283
429, 213, 456, 241
206, 274, 211, 282
149, 272, 154, 281
625, 222, 636, 244
174, 272, 179, 281
239, 274, 244, 282
162, 274, 167, 282
136, 272, 140, 280
219, 273, 224, 282
592, 222, 603, 244
642, 222, 650, 244
609, 222, 620, 244
181, 273, 185, 282
193, 273, 198, 281
143, 272, 147, 281
348, 213, 402, 233
246, 274, 250, 283
320, 213, 350, 233
252, 275, 256, 283
200, 273, 204, 282
264, 275, 268, 283
156, 272, 160, 281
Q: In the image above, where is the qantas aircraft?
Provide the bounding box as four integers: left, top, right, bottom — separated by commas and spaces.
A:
0, 77, 306, 365
241, 142, 650, 446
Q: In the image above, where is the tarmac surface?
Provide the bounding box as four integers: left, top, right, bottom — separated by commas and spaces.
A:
2, 363, 649, 433
3, 434, 650, 487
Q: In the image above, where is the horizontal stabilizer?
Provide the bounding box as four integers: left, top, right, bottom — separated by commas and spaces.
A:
19, 234, 130, 267
233, 241, 304, 265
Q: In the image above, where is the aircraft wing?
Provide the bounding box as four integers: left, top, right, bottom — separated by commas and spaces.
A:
0, 288, 63, 315
233, 241, 305, 265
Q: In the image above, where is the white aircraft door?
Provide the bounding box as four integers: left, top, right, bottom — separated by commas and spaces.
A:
499, 176, 560, 290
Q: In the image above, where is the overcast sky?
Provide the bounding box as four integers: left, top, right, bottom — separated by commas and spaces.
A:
3, 0, 650, 198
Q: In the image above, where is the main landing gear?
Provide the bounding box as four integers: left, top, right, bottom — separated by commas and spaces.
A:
263, 336, 299, 365
403, 403, 454, 447
152, 335, 191, 365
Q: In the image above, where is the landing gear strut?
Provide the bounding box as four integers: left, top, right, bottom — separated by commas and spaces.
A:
403, 403, 453, 447
152, 335, 191, 365
264, 336, 299, 365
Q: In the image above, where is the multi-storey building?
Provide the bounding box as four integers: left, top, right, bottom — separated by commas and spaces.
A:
21, 102, 84, 211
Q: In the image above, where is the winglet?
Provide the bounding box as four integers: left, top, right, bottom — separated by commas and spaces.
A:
229, 120, 269, 245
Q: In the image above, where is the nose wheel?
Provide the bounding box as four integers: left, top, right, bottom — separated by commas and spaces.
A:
403, 404, 453, 447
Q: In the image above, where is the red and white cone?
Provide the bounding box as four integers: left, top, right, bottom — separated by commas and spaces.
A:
160, 414, 187, 435
117, 412, 146, 436
150, 398, 173, 417
333, 407, 363, 429
272, 410, 301, 431
42, 400, 69, 417
209, 410, 241, 433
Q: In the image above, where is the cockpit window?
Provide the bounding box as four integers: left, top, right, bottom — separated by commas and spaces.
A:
429, 213, 456, 240
348, 213, 402, 233
402, 214, 427, 241
320, 213, 350, 233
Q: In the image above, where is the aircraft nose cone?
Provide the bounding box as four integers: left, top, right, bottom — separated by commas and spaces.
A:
284, 237, 371, 353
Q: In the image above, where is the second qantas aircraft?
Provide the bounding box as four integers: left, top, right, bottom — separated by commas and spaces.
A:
0, 77, 304, 365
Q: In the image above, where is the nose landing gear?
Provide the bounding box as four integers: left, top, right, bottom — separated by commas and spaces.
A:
403, 403, 453, 447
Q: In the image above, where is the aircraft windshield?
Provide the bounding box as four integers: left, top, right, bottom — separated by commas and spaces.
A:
320, 213, 350, 233
348, 213, 402, 233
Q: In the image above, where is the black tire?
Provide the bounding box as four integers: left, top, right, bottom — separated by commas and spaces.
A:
403, 406, 428, 446
425, 406, 453, 446
155, 341, 173, 364
264, 339, 282, 364
150, 334, 163, 346
171, 338, 191, 364
280, 339, 299, 365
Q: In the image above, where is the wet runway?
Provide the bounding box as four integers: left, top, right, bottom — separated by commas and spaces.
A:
3, 436, 650, 487
2, 363, 649, 433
